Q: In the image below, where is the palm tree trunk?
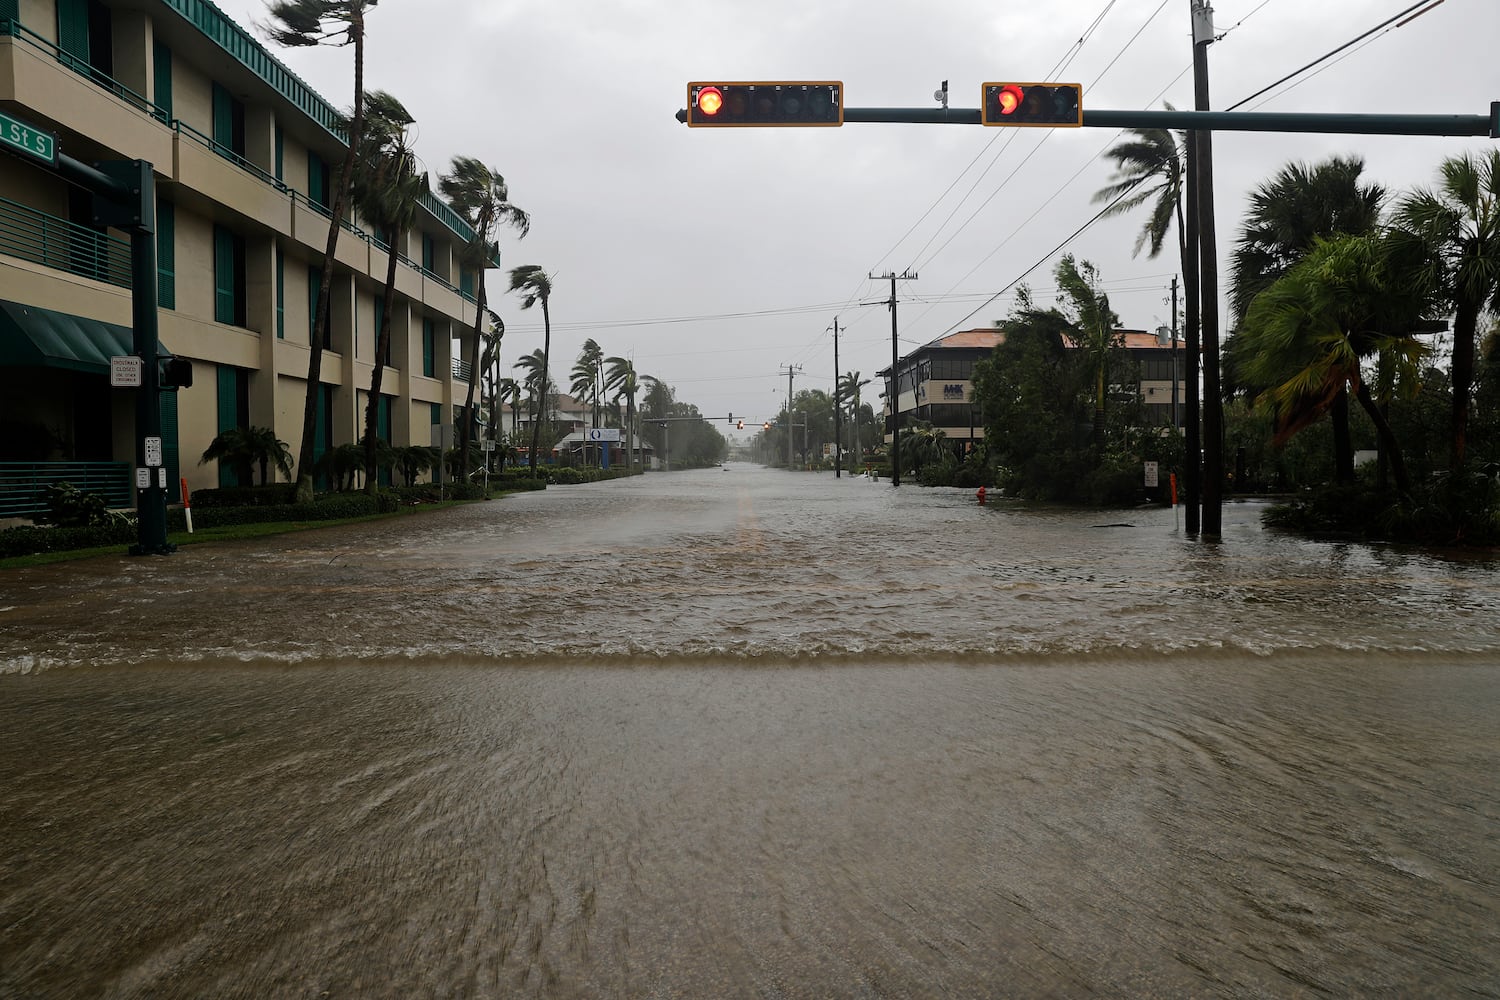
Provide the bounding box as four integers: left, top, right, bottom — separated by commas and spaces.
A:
294, 13, 365, 504
529, 301, 551, 474
458, 277, 486, 483
1451, 297, 1478, 469
363, 223, 403, 494
1353, 380, 1411, 495
1332, 387, 1354, 483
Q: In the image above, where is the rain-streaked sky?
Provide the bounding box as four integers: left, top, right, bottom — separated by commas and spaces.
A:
209, 0, 1498, 430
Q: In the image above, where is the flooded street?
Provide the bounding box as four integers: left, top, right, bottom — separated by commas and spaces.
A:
2, 464, 1498, 997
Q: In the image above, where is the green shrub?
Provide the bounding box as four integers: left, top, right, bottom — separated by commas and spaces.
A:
0, 522, 137, 558
190, 485, 297, 508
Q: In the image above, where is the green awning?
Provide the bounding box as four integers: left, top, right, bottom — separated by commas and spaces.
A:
0, 300, 137, 374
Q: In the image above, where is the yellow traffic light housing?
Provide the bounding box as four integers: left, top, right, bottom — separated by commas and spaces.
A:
687, 82, 844, 127
981, 82, 1082, 127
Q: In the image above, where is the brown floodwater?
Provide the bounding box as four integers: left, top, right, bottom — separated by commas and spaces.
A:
2, 464, 1497, 998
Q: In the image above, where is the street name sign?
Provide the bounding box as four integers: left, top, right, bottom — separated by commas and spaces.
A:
0, 110, 58, 167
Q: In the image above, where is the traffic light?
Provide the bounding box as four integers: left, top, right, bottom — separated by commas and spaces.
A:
763, 422, 772, 431
686, 82, 844, 127
159, 355, 193, 388
737, 420, 745, 430
980, 82, 1082, 127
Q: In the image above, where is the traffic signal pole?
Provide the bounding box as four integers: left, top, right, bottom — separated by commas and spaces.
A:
31, 136, 172, 554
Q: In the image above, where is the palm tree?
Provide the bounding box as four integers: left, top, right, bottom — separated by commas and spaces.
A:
605, 356, 639, 472
348, 89, 422, 494
496, 377, 523, 439
264, 0, 378, 503
478, 309, 504, 469
838, 371, 871, 463
200, 426, 293, 486
898, 421, 947, 473
1092, 115, 1201, 517
1054, 255, 1118, 452
439, 157, 530, 483
509, 267, 555, 474
513, 348, 550, 459
1238, 233, 1431, 495
1229, 156, 1387, 482
1229, 156, 1386, 323
570, 339, 604, 466
1391, 150, 1500, 469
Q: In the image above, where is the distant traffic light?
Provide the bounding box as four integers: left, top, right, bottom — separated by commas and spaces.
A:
737, 420, 745, 430
980, 82, 1082, 127
763, 421, 772, 431
686, 82, 844, 127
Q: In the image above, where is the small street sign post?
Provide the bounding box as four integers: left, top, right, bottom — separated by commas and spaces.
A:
110, 355, 143, 388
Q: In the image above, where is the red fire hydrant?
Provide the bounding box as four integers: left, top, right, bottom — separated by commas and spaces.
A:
976, 486, 987, 505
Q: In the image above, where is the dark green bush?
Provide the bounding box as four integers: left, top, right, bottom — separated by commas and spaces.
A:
190, 485, 297, 508
0, 522, 137, 558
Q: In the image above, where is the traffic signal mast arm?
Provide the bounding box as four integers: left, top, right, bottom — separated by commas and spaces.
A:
677, 102, 1500, 138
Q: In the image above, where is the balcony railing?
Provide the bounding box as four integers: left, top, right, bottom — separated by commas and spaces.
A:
1, 20, 481, 304
0, 462, 132, 519
452, 359, 473, 383
0, 196, 132, 288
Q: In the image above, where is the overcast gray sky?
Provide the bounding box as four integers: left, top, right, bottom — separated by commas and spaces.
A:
211, 0, 1499, 431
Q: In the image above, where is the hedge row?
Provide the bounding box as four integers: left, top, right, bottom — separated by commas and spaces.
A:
0, 522, 138, 558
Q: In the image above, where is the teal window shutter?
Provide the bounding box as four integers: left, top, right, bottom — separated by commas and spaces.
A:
421, 234, 435, 272
152, 40, 172, 121
156, 200, 175, 310
213, 225, 236, 324
216, 365, 240, 487
1, 0, 19, 27
273, 124, 284, 183
459, 268, 475, 298
159, 389, 181, 494
212, 83, 233, 153
275, 245, 285, 339
56, 0, 89, 71
422, 319, 435, 377
377, 395, 392, 485
431, 402, 441, 425
308, 151, 328, 210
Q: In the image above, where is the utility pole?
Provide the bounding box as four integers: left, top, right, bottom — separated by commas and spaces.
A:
780, 363, 802, 470
871, 270, 917, 487
832, 316, 842, 478
1192, 0, 1223, 538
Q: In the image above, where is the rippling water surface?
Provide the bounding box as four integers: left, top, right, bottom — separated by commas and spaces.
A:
2, 465, 1497, 997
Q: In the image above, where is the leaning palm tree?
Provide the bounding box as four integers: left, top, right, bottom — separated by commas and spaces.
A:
478, 309, 504, 469
1229, 156, 1386, 323
264, 0, 379, 503
1229, 155, 1387, 482
348, 89, 422, 494
439, 157, 530, 483
1237, 233, 1430, 495
605, 356, 639, 471
512, 266, 555, 472
1054, 255, 1118, 452
1390, 150, 1500, 469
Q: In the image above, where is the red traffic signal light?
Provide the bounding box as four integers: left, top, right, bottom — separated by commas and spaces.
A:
981, 82, 1082, 126
736, 420, 745, 430
687, 82, 844, 127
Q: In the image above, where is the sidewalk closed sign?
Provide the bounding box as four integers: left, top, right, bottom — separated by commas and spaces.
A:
1144, 461, 1159, 487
